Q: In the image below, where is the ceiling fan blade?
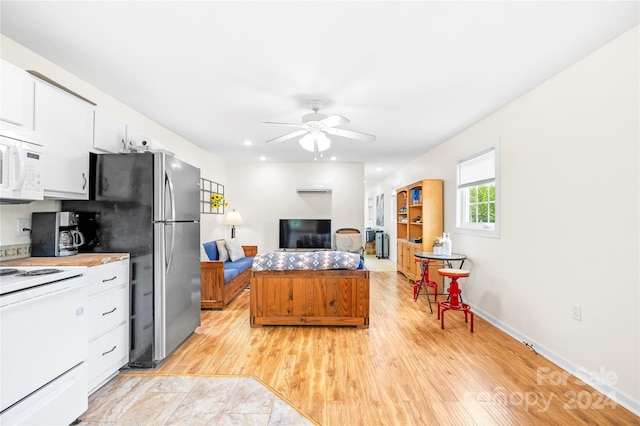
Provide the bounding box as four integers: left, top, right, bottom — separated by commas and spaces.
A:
326, 128, 376, 143
261, 121, 307, 129
319, 114, 349, 128
265, 129, 308, 144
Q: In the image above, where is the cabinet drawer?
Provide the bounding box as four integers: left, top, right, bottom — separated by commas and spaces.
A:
88, 323, 128, 393
89, 286, 128, 339
87, 260, 129, 296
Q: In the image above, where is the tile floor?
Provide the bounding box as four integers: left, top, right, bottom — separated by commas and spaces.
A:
363, 254, 397, 272
80, 375, 314, 425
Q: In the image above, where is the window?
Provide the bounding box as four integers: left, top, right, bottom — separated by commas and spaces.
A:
456, 146, 499, 237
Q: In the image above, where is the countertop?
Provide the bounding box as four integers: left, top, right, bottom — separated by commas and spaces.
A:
0, 253, 129, 267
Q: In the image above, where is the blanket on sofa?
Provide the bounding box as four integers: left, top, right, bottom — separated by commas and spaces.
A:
252, 251, 363, 272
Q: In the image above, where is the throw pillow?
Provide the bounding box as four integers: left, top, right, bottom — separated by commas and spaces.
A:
216, 239, 229, 262
225, 238, 245, 262
202, 241, 219, 260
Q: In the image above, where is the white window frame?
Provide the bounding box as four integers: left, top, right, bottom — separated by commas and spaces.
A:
455, 142, 500, 238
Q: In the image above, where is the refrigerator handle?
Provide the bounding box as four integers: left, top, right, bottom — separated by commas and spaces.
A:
166, 223, 176, 273
165, 168, 176, 222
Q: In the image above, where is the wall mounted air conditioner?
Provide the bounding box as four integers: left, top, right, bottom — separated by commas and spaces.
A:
296, 180, 332, 194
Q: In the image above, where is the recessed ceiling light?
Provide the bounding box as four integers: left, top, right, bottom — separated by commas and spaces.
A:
330, 156, 337, 161
243, 140, 253, 146
376, 167, 383, 172
259, 156, 266, 161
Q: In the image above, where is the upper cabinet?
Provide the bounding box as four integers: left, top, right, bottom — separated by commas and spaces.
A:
34, 79, 94, 199
93, 109, 153, 154
1, 60, 35, 130
93, 108, 126, 153
125, 125, 151, 151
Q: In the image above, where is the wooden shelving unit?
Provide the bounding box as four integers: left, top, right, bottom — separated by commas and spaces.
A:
396, 179, 443, 283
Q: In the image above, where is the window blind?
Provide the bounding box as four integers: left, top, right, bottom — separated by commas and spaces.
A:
458, 149, 495, 188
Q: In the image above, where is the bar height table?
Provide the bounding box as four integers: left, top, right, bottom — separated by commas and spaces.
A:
413, 252, 467, 313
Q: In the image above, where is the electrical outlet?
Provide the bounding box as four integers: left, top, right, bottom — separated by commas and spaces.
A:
17, 218, 31, 237
571, 304, 582, 321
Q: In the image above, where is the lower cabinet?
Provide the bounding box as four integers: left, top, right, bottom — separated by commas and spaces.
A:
397, 240, 444, 294
397, 240, 428, 283
87, 259, 130, 394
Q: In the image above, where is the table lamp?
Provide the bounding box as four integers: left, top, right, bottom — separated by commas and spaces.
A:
224, 210, 243, 238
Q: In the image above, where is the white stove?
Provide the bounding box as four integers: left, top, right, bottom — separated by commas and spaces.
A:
0, 266, 86, 295
0, 265, 89, 425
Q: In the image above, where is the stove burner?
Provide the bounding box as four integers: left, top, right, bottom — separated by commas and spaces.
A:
15, 268, 63, 277
0, 268, 20, 276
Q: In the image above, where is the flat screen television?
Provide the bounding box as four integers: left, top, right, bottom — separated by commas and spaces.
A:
279, 219, 332, 249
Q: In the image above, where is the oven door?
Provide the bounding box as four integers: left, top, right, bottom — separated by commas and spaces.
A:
0, 363, 87, 426
0, 275, 88, 417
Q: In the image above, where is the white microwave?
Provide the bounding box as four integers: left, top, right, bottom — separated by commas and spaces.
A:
0, 127, 44, 202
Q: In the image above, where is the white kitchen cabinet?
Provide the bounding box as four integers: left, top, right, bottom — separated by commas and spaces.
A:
86, 259, 130, 395
93, 108, 127, 153
34, 79, 93, 199
0, 60, 35, 130
124, 124, 151, 151
93, 110, 155, 153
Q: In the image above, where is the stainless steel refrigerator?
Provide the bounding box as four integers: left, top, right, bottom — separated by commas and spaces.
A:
63, 152, 201, 367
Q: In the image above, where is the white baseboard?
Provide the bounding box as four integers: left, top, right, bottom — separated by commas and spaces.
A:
470, 304, 640, 416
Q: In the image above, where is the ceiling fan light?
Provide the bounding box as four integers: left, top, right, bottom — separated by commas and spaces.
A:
299, 133, 315, 152
315, 132, 331, 152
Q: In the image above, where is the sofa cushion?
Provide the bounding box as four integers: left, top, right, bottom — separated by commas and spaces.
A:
225, 238, 245, 262
225, 256, 253, 273
224, 268, 240, 284
221, 257, 254, 284
203, 241, 219, 261
216, 239, 230, 262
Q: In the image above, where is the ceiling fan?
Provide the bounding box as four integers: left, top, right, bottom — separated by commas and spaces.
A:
262, 101, 376, 159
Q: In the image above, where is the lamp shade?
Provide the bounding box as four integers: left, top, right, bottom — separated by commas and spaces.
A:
299, 133, 315, 151
224, 210, 243, 226
299, 130, 331, 152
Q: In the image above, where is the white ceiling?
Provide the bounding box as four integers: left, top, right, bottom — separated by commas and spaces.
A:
1, 1, 638, 183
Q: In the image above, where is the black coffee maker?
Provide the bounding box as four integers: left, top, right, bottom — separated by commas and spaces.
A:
31, 212, 85, 256
74, 211, 102, 251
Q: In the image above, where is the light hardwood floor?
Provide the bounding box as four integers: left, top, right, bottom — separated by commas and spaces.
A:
143, 271, 637, 425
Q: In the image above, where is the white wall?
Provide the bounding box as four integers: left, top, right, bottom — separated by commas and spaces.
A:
221, 162, 364, 254
0, 35, 227, 252
367, 26, 639, 412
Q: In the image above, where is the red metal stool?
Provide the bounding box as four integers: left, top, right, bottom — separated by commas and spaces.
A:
414, 258, 438, 302
437, 268, 474, 332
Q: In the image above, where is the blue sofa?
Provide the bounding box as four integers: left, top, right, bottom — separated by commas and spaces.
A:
200, 241, 257, 309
